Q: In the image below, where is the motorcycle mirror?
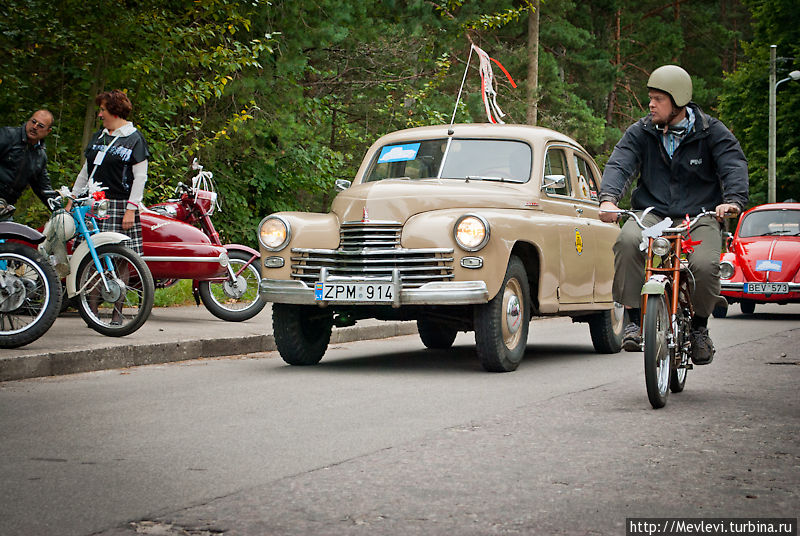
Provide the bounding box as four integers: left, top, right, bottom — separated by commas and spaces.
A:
191, 158, 201, 170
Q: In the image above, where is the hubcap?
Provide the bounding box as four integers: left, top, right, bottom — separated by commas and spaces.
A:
100, 277, 125, 303
501, 278, 524, 349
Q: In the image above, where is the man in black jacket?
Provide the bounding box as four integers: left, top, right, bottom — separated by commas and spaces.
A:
0, 109, 55, 220
598, 65, 749, 365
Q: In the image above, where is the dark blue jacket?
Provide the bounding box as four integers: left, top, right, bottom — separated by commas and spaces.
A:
0, 124, 53, 205
599, 104, 749, 218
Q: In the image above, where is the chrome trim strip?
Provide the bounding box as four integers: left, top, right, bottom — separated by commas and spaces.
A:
143, 256, 224, 263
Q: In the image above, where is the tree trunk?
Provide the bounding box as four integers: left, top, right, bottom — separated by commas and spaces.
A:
81, 62, 105, 166
526, 0, 540, 126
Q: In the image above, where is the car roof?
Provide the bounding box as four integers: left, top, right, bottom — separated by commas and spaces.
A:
746, 202, 800, 213
372, 123, 589, 153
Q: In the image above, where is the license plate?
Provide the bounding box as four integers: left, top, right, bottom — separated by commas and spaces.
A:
314, 282, 394, 302
744, 282, 789, 294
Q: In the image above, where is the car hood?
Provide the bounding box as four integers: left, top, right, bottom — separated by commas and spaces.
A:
331, 179, 534, 222
736, 238, 800, 281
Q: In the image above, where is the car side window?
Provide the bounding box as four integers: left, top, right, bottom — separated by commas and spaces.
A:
543, 148, 571, 196
572, 154, 600, 202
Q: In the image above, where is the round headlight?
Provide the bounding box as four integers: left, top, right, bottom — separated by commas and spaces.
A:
651, 237, 671, 256
719, 260, 735, 280
259, 216, 290, 251
454, 214, 490, 251
93, 199, 109, 219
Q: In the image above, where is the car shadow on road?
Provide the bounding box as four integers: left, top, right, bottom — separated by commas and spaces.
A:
273, 341, 601, 375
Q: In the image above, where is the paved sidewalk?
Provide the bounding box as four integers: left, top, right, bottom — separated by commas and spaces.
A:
0, 305, 417, 382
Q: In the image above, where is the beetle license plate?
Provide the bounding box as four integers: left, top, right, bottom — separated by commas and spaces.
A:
315, 282, 394, 302
744, 282, 788, 294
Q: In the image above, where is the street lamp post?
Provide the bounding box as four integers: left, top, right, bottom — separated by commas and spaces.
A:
768, 44, 800, 204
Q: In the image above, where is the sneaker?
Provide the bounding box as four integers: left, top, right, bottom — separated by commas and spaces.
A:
691, 327, 715, 365
622, 322, 642, 352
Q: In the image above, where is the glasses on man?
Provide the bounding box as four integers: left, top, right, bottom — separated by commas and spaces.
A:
30, 118, 51, 130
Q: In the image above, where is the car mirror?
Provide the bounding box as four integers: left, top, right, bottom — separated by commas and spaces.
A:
724, 232, 733, 251
335, 179, 352, 191
541, 175, 566, 190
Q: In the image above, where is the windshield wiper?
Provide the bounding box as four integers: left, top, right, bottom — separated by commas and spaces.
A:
466, 175, 506, 182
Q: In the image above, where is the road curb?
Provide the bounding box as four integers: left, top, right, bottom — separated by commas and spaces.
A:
0, 321, 419, 382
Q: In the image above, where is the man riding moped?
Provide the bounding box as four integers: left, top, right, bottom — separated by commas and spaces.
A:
598, 65, 749, 365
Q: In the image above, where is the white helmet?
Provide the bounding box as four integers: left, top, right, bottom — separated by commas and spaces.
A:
647, 65, 693, 107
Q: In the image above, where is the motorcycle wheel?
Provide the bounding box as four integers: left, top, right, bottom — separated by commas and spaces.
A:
75, 244, 154, 337
643, 293, 670, 409
198, 250, 266, 322
0, 243, 62, 348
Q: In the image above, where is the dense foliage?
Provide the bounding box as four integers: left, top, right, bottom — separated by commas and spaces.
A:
1, 0, 796, 246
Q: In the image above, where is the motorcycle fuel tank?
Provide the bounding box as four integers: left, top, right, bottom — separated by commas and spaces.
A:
140, 209, 228, 280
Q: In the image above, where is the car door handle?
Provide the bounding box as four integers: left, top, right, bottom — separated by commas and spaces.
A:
575, 207, 584, 216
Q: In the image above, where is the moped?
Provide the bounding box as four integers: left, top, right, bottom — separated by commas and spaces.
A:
43, 182, 155, 336
604, 207, 725, 409
142, 159, 264, 321
0, 220, 62, 348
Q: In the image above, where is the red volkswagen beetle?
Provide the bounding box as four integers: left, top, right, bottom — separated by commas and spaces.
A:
715, 202, 800, 317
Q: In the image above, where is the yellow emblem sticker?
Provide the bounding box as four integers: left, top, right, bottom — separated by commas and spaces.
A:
575, 228, 583, 255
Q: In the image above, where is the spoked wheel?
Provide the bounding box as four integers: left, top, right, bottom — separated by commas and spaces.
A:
199, 250, 266, 322
273, 303, 333, 366
0, 243, 62, 348
474, 256, 530, 372
75, 244, 154, 337
643, 293, 670, 409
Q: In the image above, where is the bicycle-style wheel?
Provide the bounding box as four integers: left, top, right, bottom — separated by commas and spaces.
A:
75, 244, 154, 337
198, 250, 265, 322
0, 243, 62, 348
643, 293, 670, 408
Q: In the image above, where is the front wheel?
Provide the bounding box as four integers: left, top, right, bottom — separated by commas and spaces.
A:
474, 256, 530, 372
417, 318, 458, 349
0, 243, 62, 348
740, 301, 755, 315
199, 250, 266, 322
643, 293, 670, 409
75, 244, 154, 337
588, 302, 625, 354
273, 303, 333, 366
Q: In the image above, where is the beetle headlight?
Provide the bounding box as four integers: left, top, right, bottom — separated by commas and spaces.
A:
651, 237, 671, 256
93, 199, 109, 219
454, 214, 490, 251
259, 216, 290, 251
719, 260, 735, 280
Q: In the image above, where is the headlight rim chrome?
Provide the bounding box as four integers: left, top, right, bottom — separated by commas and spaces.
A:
719, 260, 735, 280
651, 236, 671, 257
453, 213, 490, 252
258, 215, 291, 252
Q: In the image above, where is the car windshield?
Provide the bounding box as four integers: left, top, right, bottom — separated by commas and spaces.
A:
364, 138, 532, 183
739, 209, 800, 237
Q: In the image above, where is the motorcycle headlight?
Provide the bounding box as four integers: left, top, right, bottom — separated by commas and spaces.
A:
259, 216, 290, 251
651, 237, 671, 257
93, 199, 109, 218
454, 214, 490, 252
719, 260, 735, 280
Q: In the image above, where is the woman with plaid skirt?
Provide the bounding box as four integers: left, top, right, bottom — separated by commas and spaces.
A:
71, 89, 149, 254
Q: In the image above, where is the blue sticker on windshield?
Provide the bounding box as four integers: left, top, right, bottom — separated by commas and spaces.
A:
378, 143, 420, 163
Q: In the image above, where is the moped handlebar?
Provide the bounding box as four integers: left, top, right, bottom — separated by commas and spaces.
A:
600, 207, 735, 234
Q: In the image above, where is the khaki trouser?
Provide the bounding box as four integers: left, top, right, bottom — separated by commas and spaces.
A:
612, 212, 724, 318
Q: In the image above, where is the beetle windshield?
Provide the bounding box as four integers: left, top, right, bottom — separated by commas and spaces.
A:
739, 209, 800, 237
364, 139, 532, 183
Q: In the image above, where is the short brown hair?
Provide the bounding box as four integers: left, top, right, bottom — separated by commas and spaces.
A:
95, 90, 132, 119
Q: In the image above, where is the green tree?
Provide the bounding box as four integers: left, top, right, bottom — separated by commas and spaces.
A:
719, 0, 800, 205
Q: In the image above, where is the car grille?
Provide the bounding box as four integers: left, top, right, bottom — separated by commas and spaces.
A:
291, 221, 454, 288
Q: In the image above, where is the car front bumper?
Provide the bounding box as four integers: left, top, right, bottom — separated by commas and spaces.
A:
259, 276, 489, 307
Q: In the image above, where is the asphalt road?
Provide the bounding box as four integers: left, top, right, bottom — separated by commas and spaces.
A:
1, 304, 798, 536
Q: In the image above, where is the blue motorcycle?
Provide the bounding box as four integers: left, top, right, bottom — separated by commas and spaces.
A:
44, 183, 154, 336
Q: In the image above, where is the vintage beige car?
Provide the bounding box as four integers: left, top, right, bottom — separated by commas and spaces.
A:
257, 123, 624, 372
